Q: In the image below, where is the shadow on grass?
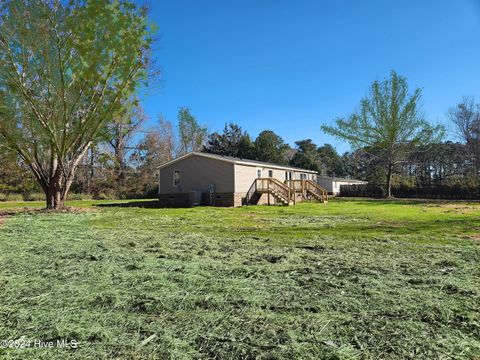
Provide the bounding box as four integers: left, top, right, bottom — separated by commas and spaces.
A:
96, 200, 163, 209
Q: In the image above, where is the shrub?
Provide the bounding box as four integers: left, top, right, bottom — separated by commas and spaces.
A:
66, 193, 93, 201
95, 192, 116, 200
0, 193, 23, 202
22, 192, 45, 201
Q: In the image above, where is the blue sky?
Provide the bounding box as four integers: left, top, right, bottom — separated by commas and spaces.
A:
138, 0, 480, 153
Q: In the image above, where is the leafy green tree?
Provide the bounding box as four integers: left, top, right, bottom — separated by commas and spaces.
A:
0, 0, 154, 208
322, 71, 444, 197
203, 123, 254, 158
178, 107, 208, 155
290, 139, 319, 171
317, 144, 345, 176
0, 152, 37, 195
253, 130, 289, 164
342, 148, 385, 184
236, 135, 255, 159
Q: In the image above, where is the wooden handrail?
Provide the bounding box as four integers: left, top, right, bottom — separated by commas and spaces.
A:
245, 178, 328, 205
305, 180, 328, 202
305, 180, 328, 195
269, 178, 295, 204
284, 179, 328, 202
252, 178, 295, 204
245, 178, 257, 205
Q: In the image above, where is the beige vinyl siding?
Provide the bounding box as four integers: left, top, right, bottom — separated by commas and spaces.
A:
234, 164, 316, 193
234, 164, 258, 193
160, 155, 235, 194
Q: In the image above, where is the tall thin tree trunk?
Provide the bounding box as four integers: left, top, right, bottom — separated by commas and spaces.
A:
116, 142, 126, 187
88, 147, 94, 193
386, 162, 393, 198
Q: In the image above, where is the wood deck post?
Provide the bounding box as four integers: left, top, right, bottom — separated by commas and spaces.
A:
267, 179, 270, 206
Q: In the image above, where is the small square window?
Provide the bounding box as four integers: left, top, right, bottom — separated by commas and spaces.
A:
173, 170, 181, 186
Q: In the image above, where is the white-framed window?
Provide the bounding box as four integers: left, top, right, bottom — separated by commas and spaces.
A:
300, 173, 306, 180
268, 170, 273, 178
173, 169, 181, 186
257, 169, 262, 178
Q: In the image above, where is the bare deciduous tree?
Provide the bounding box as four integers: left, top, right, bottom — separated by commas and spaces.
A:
448, 97, 480, 176
157, 116, 178, 162
107, 99, 146, 186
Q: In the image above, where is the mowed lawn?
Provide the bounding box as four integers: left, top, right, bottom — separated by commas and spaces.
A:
0, 199, 479, 359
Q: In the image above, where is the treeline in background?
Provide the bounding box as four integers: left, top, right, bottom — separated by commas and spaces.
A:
1, 96, 478, 201
0, 1, 478, 207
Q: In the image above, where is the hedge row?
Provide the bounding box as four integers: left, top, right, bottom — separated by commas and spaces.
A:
339, 184, 480, 200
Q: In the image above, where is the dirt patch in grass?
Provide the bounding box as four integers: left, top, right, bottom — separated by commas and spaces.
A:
267, 215, 368, 227
466, 232, 480, 241
41, 206, 96, 214
422, 203, 480, 214
0, 207, 96, 228
0, 209, 21, 216
1, 206, 94, 216
0, 210, 18, 227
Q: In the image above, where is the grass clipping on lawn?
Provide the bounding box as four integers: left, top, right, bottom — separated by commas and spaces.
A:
0, 200, 479, 359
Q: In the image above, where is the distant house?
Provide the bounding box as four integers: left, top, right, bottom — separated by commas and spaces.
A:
316, 176, 368, 195
158, 152, 328, 207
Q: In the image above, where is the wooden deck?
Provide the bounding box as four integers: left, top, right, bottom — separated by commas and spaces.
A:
285, 179, 328, 203
244, 178, 328, 206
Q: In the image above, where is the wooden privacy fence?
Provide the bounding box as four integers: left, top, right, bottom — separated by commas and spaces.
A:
339, 184, 480, 200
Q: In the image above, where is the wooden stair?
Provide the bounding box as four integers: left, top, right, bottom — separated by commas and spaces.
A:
285, 179, 328, 203
305, 180, 328, 203
244, 178, 295, 206
270, 190, 293, 206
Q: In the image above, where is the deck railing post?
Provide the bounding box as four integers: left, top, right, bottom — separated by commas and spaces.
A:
267, 180, 270, 206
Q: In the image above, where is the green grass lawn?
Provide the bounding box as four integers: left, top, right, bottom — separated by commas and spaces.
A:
0, 199, 479, 359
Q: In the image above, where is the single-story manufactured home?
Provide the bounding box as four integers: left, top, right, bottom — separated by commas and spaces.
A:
158, 152, 328, 207
316, 176, 368, 195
